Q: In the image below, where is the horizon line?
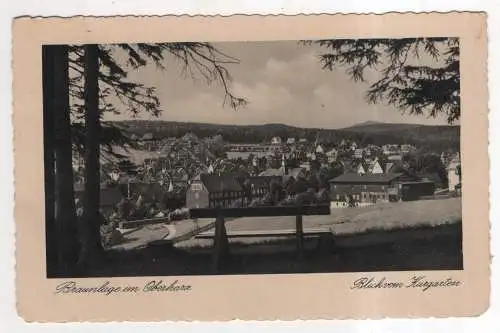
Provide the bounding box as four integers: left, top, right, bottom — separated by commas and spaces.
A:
106, 119, 459, 130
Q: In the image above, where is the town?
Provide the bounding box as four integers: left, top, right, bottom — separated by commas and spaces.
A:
39, 38, 465, 279
72, 123, 462, 237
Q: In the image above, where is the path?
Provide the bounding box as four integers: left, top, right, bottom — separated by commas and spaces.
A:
110, 218, 216, 251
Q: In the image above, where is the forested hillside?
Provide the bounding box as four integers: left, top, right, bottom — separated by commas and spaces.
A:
112, 120, 460, 152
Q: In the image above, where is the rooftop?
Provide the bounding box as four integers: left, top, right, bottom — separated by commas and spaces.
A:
329, 173, 404, 184
245, 176, 273, 189
199, 173, 244, 193
259, 168, 284, 177
287, 167, 306, 179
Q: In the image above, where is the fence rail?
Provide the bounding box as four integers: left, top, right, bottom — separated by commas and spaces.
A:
189, 204, 331, 219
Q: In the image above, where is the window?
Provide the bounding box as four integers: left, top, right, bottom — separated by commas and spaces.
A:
194, 192, 199, 200
191, 183, 202, 191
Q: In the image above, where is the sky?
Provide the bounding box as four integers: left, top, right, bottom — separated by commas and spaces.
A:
103, 40, 451, 129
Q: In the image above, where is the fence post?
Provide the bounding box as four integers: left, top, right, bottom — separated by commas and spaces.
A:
295, 215, 304, 262
212, 211, 230, 273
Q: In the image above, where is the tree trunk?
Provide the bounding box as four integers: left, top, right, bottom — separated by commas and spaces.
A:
78, 44, 103, 270
52, 45, 80, 274
42, 45, 57, 276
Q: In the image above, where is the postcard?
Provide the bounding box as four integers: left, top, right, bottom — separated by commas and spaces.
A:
12, 13, 489, 322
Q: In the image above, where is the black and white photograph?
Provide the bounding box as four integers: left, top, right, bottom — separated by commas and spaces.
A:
42, 38, 463, 278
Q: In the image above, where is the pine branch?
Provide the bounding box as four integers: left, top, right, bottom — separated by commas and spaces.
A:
304, 37, 460, 124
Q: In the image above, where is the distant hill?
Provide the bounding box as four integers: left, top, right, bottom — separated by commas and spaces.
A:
110, 120, 460, 153
340, 122, 460, 150
346, 120, 384, 127
343, 121, 426, 133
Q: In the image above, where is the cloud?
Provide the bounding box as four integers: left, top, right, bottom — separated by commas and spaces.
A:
229, 81, 294, 119
105, 41, 449, 128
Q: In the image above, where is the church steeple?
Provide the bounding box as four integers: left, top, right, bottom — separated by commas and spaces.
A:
280, 153, 287, 175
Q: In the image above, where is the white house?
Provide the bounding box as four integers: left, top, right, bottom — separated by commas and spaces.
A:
357, 164, 366, 174
315, 145, 325, 154
271, 136, 282, 145
109, 170, 121, 182
326, 148, 338, 162
383, 144, 401, 156
286, 138, 296, 145
401, 144, 416, 154
354, 149, 364, 159
368, 160, 384, 174
447, 154, 461, 192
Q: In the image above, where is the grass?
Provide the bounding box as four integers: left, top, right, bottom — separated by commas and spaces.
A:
78, 222, 462, 277
173, 197, 462, 249
57, 197, 462, 278
325, 197, 461, 235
